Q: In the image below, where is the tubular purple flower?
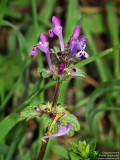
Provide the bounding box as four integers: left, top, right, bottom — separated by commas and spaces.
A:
35, 33, 52, 69
58, 62, 65, 75
34, 107, 43, 114
31, 46, 37, 55
73, 25, 80, 38
48, 16, 64, 52
76, 50, 89, 59
65, 25, 80, 50
42, 122, 72, 139
68, 40, 86, 59
79, 35, 88, 42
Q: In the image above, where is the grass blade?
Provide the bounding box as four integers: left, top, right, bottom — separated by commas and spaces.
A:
0, 0, 7, 24
0, 80, 55, 141
75, 44, 120, 68
6, 123, 26, 160
86, 80, 120, 123
107, 0, 119, 77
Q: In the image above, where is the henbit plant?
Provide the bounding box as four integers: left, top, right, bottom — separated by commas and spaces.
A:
20, 16, 89, 160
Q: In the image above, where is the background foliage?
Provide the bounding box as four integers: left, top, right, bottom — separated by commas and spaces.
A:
0, 0, 120, 159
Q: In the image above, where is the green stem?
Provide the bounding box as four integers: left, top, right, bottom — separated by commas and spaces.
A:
52, 82, 62, 109
37, 139, 49, 160
37, 81, 62, 160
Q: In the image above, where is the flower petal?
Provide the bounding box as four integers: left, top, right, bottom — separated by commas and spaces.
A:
79, 35, 88, 42
40, 33, 47, 43
76, 40, 86, 50
34, 107, 43, 114
48, 28, 54, 37
76, 51, 83, 57
82, 51, 89, 59
73, 25, 80, 38
49, 16, 64, 52
65, 42, 70, 47
36, 41, 49, 53
31, 46, 37, 55
52, 16, 61, 26
36, 40, 52, 69
42, 122, 72, 139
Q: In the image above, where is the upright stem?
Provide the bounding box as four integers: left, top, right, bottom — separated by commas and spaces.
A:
52, 82, 62, 109
37, 139, 49, 160
37, 81, 62, 160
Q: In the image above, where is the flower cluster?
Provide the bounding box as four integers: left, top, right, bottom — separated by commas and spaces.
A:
30, 16, 89, 78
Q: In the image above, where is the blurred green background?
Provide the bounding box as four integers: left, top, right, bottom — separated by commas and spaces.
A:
0, 0, 120, 159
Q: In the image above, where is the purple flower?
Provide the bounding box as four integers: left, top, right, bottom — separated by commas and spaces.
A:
42, 122, 72, 139
58, 62, 65, 75
57, 52, 62, 59
31, 33, 52, 69
31, 46, 37, 55
48, 16, 64, 52
34, 107, 43, 114
67, 36, 88, 59
65, 25, 80, 50
72, 68, 76, 73
65, 25, 88, 59
76, 50, 89, 59
79, 35, 88, 42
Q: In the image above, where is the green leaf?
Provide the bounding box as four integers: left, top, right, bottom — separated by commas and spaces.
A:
107, 0, 119, 76
0, 143, 8, 155
89, 139, 96, 153
42, 71, 51, 78
0, 0, 7, 24
37, 66, 85, 82
71, 67, 86, 79
52, 144, 68, 159
20, 104, 40, 120
6, 122, 26, 160
86, 80, 120, 127
69, 152, 80, 160
78, 141, 86, 152
70, 142, 79, 154
90, 151, 99, 160
60, 111, 80, 136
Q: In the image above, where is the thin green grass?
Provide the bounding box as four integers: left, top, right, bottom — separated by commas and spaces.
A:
0, 0, 7, 24
107, 0, 119, 77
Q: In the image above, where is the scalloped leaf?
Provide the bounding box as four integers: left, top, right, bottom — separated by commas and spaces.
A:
71, 68, 86, 79
37, 68, 52, 78
60, 111, 80, 136
41, 111, 80, 136
20, 103, 80, 137
41, 114, 60, 133
36, 66, 86, 82
20, 105, 40, 120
